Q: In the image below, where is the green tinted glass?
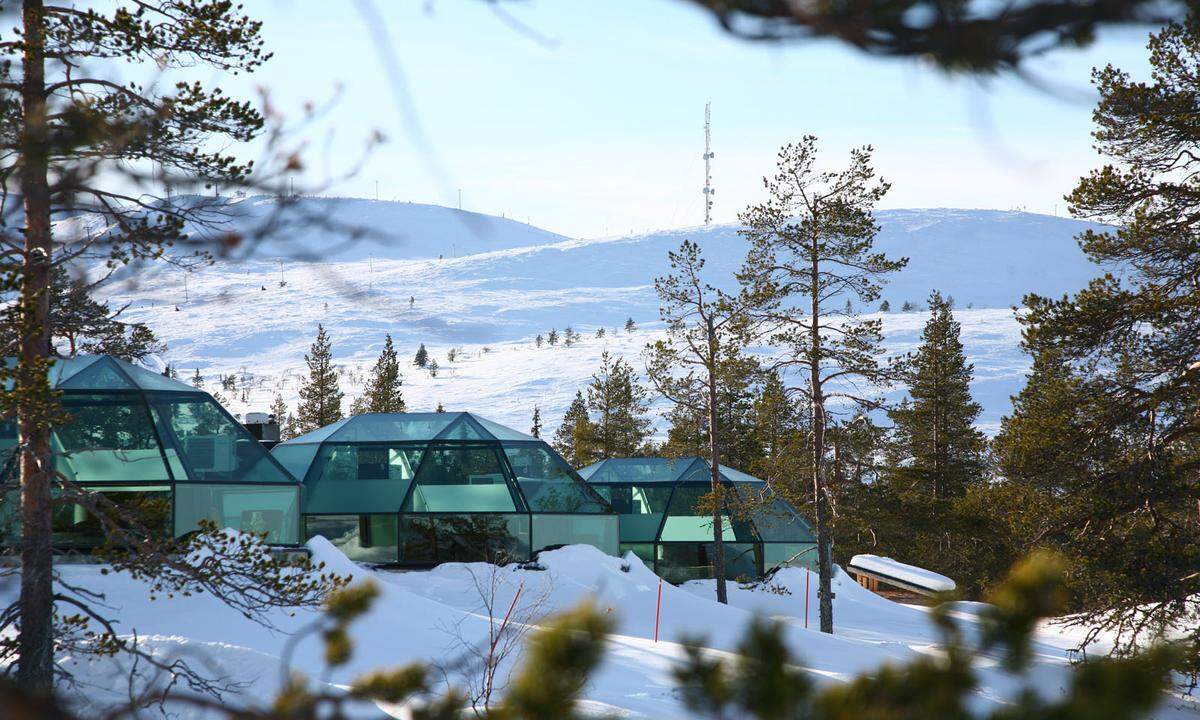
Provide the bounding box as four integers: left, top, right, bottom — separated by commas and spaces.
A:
601, 484, 673, 542
659, 486, 748, 542
52, 485, 172, 548
531, 514, 618, 555
403, 445, 520, 512
397, 513, 530, 565
174, 483, 300, 544
658, 542, 760, 584
53, 395, 172, 483
58, 358, 135, 390
763, 542, 818, 570
0, 416, 17, 482
619, 542, 656, 567
304, 444, 421, 514
305, 514, 398, 564
503, 445, 605, 512
149, 396, 292, 483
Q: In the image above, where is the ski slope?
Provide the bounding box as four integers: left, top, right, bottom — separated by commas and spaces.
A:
89, 197, 1109, 434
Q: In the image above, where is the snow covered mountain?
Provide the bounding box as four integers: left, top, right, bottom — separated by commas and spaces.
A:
95, 197, 1109, 435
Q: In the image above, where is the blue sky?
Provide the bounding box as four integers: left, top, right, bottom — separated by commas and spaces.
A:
231, 0, 1155, 238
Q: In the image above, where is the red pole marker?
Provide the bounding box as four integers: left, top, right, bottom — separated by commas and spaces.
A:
804, 570, 810, 630
654, 577, 663, 643
492, 581, 524, 656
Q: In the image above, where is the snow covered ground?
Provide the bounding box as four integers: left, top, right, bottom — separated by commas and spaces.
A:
7, 541, 1196, 719
89, 197, 1106, 435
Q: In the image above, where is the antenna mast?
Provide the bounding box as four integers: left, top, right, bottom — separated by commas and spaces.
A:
702, 102, 714, 225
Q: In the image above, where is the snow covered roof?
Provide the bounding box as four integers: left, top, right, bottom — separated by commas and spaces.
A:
3, 354, 196, 393
577, 456, 766, 485
280, 411, 537, 445
848, 554, 956, 593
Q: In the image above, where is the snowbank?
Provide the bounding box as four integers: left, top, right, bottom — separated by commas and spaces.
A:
849, 554, 957, 592
2, 542, 1195, 719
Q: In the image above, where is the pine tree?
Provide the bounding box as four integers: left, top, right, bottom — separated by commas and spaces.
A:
413, 343, 428, 368
363, 334, 405, 414
902, 301, 916, 311
535, 334, 544, 348
595, 328, 606, 339
737, 137, 906, 632
624, 317, 636, 332
552, 390, 598, 467
427, 359, 439, 377
435, 402, 445, 413
586, 351, 653, 458
530, 405, 542, 438
996, 16, 1200, 674
0, 2, 335, 693
563, 326, 576, 347
880, 300, 890, 312
162, 364, 176, 379
547, 329, 559, 346
647, 240, 758, 604
269, 394, 293, 440
296, 325, 344, 434
446, 347, 457, 363
887, 291, 986, 499
191, 369, 204, 390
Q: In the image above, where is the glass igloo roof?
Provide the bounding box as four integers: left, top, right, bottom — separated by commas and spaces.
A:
273, 412, 609, 515
3, 354, 198, 393
577, 456, 815, 545
1, 355, 294, 486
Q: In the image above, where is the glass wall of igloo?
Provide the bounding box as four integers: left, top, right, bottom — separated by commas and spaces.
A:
577, 457, 819, 584
272, 412, 619, 565
0, 356, 302, 548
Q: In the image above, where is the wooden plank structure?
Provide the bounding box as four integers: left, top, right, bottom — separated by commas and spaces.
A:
846, 561, 945, 598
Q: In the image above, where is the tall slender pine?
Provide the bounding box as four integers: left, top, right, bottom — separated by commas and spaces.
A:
296, 325, 344, 433
363, 334, 405, 413
738, 138, 906, 631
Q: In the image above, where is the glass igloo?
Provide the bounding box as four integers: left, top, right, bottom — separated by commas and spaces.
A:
1, 355, 301, 547
272, 412, 618, 565
577, 456, 818, 583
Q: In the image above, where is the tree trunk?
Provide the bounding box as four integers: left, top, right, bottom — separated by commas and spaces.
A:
17, 0, 56, 694
707, 316, 727, 604
810, 239, 834, 634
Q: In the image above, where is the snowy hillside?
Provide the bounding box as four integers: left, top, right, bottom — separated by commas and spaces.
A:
14, 540, 1196, 719
94, 198, 1109, 434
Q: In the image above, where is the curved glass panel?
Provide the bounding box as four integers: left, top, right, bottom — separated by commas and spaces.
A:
326, 413, 454, 442
58, 357, 135, 390
149, 396, 292, 483
433, 414, 491, 441
658, 542, 760, 584
473, 416, 536, 441
304, 443, 421, 514
763, 542, 818, 570
287, 418, 352, 445
52, 395, 172, 483
397, 513, 530, 564
51, 485, 171, 548
620, 542, 656, 567
305, 514, 398, 564
594, 484, 672, 542
0, 416, 17, 482
659, 485, 750, 542
174, 483, 300, 544
117, 360, 196, 392
270, 443, 321, 483
503, 444, 605, 512
531, 514, 618, 555
404, 444, 521, 512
